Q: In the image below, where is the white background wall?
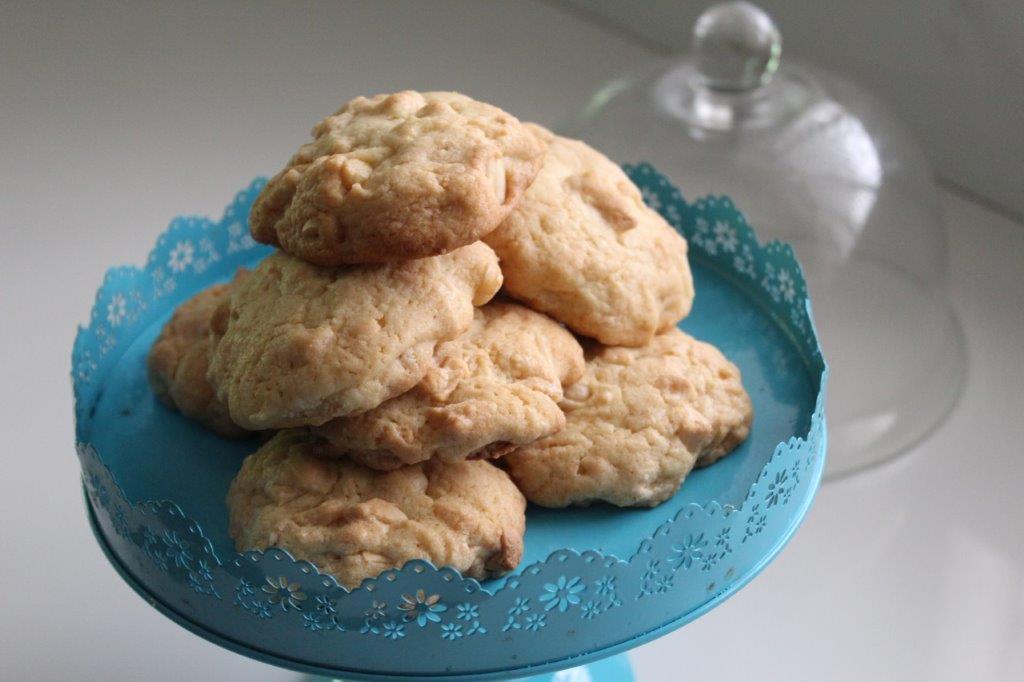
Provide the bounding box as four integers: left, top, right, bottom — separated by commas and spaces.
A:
562, 0, 1024, 220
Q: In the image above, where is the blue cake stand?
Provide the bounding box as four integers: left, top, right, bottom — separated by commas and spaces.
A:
73, 165, 827, 681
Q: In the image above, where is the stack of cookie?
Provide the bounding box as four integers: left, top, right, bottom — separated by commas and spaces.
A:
148, 91, 752, 589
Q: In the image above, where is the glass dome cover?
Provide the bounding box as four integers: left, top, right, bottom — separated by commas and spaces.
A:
565, 1, 965, 478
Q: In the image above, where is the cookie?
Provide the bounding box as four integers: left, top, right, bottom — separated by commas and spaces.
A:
147, 278, 248, 438
693, 346, 754, 468
250, 91, 545, 265
316, 301, 585, 470
227, 430, 526, 589
483, 125, 694, 347
503, 329, 752, 508
207, 242, 502, 430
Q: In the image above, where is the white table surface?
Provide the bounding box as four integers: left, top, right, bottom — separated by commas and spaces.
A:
2, 2, 1022, 680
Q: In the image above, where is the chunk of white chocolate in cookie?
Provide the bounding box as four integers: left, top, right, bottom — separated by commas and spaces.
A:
227, 430, 526, 589
207, 242, 502, 430
504, 329, 752, 508
315, 301, 585, 470
250, 91, 545, 265
484, 125, 694, 347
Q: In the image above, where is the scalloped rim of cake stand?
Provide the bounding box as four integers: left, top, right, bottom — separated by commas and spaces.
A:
84, 423, 824, 681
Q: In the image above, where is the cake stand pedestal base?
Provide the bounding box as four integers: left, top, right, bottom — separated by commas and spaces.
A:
322, 653, 634, 682
515, 654, 634, 681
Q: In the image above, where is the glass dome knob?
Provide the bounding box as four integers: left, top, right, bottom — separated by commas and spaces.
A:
693, 2, 781, 92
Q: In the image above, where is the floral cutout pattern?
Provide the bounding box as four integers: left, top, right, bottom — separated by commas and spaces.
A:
234, 579, 273, 620
670, 533, 708, 571
301, 594, 347, 632
539, 576, 585, 612
502, 597, 531, 632
263, 576, 307, 612
399, 590, 447, 627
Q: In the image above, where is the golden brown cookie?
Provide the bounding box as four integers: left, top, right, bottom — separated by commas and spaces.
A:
250, 91, 545, 265
693, 347, 754, 468
484, 125, 694, 347
503, 329, 752, 508
315, 301, 585, 470
147, 279, 248, 438
207, 242, 502, 430
227, 431, 526, 589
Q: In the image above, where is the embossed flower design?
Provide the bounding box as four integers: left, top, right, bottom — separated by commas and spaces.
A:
670, 533, 708, 570
509, 597, 530, 616
456, 603, 479, 621
695, 217, 711, 241
188, 562, 218, 596
664, 202, 681, 225
761, 263, 781, 301
364, 599, 387, 620
253, 601, 273, 620
227, 221, 257, 254
641, 186, 661, 210
441, 622, 463, 640
539, 576, 585, 612
715, 527, 733, 554
745, 502, 768, 540
501, 615, 521, 632
466, 620, 487, 636
714, 220, 738, 252
187, 572, 207, 594
399, 590, 447, 627
168, 240, 194, 273
302, 612, 321, 631
790, 305, 807, 332
734, 244, 757, 278
594, 576, 616, 596
235, 578, 256, 600
106, 293, 127, 327
524, 613, 546, 631
765, 470, 790, 508
315, 595, 337, 616
777, 268, 796, 302
150, 266, 177, 296
581, 601, 600, 619
192, 559, 214, 582
162, 531, 193, 568
382, 621, 405, 640
262, 576, 306, 611
192, 237, 220, 273
655, 573, 674, 593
